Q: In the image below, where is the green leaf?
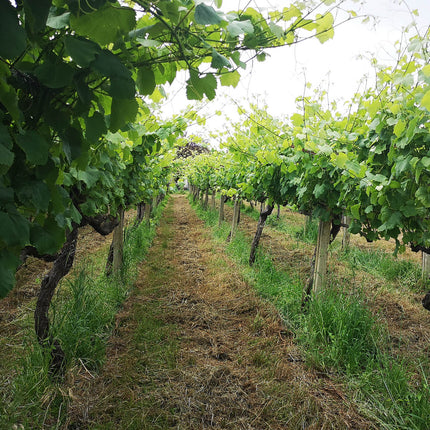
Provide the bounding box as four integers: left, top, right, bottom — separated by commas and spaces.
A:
30, 218, 65, 255
231, 51, 246, 69
220, 70, 240, 88
34, 56, 75, 88
70, 3, 136, 46
92, 50, 130, 79
281, 5, 302, 21
313, 183, 326, 198
393, 119, 406, 137
60, 126, 83, 162
46, 7, 70, 29
17, 180, 51, 212
72, 166, 100, 187
136, 67, 156, 95
214, 0, 222, 7
16, 131, 50, 165
186, 70, 217, 100
110, 75, 135, 99
85, 112, 107, 143
385, 211, 402, 230
420, 89, 430, 111
350, 203, 360, 219
227, 20, 254, 37
110, 98, 138, 132
334, 152, 348, 168
0, 0, 27, 58
211, 49, 231, 69
401, 202, 418, 217
194, 3, 222, 25
416, 186, 430, 207
0, 211, 30, 247
0, 250, 20, 298
64, 36, 101, 67
23, 0, 51, 35
421, 157, 430, 168
269, 22, 284, 39
315, 12, 334, 43
0, 142, 14, 168
422, 64, 430, 77
0, 63, 21, 123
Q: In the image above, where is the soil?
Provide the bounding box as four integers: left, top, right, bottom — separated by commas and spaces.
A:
66, 195, 373, 429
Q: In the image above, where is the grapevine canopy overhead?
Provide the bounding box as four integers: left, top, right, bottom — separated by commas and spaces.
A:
0, 0, 349, 297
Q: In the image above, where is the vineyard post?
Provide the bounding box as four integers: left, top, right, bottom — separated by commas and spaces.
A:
423, 252, 430, 280
228, 197, 241, 241
341, 215, 351, 251
211, 190, 216, 210
145, 200, 152, 226
112, 208, 125, 275
204, 189, 209, 209
312, 219, 332, 293
219, 194, 226, 227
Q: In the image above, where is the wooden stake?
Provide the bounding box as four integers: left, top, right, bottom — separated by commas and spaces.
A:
312, 219, 332, 294
228, 198, 241, 241
423, 252, 430, 280
341, 215, 351, 251
112, 208, 124, 274
218, 194, 226, 227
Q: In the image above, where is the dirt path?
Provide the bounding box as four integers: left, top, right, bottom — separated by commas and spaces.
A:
68, 195, 372, 429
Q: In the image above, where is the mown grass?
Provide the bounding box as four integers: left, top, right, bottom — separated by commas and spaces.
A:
0, 199, 167, 429
190, 195, 430, 430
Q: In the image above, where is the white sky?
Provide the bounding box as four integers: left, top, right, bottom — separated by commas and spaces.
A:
159, 0, 430, 145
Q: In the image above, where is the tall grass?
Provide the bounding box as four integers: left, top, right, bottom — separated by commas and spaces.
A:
2, 199, 167, 429
342, 247, 421, 289
190, 194, 430, 430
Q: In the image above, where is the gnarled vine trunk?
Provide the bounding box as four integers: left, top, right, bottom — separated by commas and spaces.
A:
249, 204, 274, 266
218, 194, 226, 227
34, 225, 78, 376
106, 208, 125, 276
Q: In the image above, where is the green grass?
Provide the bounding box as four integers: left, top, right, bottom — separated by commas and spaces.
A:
300, 287, 381, 375
190, 194, 430, 430
1, 199, 168, 429
341, 247, 422, 289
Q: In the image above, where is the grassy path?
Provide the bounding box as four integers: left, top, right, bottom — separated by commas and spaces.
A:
67, 195, 372, 429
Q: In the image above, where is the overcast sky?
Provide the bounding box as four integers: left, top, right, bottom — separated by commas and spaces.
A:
159, 0, 430, 145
